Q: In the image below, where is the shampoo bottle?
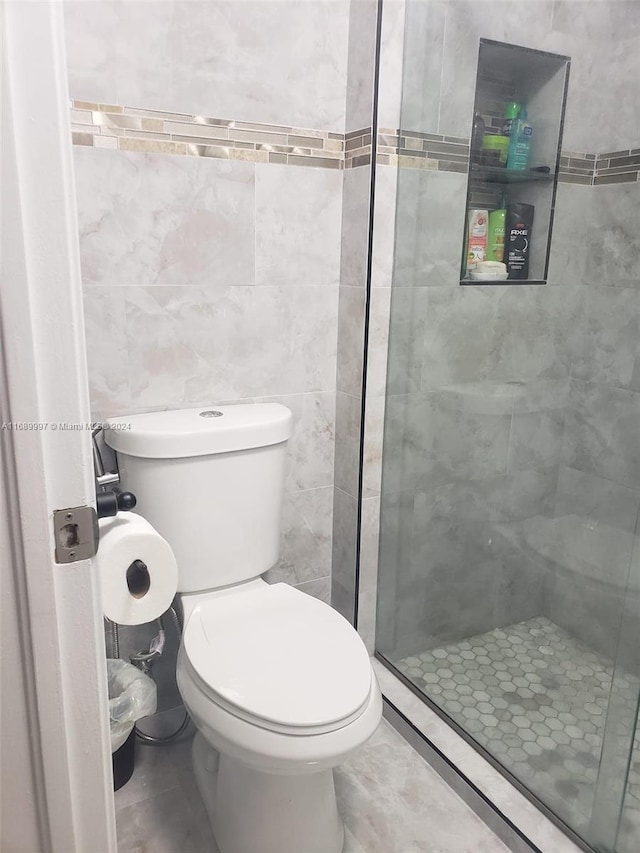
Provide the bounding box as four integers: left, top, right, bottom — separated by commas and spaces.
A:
506, 106, 533, 171
501, 102, 520, 138
505, 203, 535, 279
466, 209, 489, 276
487, 198, 507, 263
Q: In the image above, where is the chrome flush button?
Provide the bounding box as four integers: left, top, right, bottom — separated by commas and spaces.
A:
199, 410, 223, 418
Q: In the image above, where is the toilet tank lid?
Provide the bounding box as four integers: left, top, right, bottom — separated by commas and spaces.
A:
104, 404, 293, 458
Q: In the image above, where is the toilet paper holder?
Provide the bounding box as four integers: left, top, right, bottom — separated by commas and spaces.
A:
92, 426, 137, 520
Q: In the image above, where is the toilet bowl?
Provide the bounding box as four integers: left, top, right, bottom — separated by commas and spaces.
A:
106, 404, 382, 853
177, 579, 381, 853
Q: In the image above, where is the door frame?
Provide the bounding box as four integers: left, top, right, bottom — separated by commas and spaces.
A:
1, 2, 115, 850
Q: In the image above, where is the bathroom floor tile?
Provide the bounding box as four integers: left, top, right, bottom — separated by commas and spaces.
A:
336, 721, 511, 852
116, 785, 217, 853
396, 616, 640, 850
116, 720, 509, 852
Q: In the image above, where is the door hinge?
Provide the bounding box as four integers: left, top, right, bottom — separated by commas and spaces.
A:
53, 506, 99, 564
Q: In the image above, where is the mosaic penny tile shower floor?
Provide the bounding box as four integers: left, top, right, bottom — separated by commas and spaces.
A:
397, 616, 640, 851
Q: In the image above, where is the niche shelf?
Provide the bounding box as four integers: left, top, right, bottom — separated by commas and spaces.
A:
460, 39, 571, 285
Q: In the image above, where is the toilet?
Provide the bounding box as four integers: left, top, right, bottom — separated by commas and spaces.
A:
105, 403, 382, 853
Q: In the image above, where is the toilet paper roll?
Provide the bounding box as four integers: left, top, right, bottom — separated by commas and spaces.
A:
97, 512, 179, 625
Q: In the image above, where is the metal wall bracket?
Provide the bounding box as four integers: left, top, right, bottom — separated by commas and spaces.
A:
53, 506, 99, 564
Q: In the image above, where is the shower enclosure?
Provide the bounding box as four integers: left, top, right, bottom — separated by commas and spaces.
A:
375, 2, 640, 851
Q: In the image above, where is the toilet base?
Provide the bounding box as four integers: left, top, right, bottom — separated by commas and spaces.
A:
192, 732, 345, 853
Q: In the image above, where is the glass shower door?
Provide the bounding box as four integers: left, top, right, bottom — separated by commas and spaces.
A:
588, 530, 640, 852
374, 1, 640, 847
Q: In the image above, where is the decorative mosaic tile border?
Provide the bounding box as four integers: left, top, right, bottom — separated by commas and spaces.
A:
70, 101, 344, 170
377, 129, 470, 173
69, 103, 640, 184
344, 128, 372, 169
376, 132, 639, 186
594, 149, 640, 185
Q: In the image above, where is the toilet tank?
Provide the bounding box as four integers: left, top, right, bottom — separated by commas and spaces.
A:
105, 404, 293, 592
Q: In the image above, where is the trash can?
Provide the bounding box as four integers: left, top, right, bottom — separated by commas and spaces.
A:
107, 659, 157, 791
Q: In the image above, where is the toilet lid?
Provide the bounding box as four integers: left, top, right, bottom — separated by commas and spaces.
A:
182, 582, 372, 730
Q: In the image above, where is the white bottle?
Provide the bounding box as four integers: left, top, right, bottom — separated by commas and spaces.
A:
466, 209, 489, 277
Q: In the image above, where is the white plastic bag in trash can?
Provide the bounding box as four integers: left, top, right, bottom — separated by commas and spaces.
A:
107, 659, 157, 752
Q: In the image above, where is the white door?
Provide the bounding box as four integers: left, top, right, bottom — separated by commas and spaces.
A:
1, 2, 116, 851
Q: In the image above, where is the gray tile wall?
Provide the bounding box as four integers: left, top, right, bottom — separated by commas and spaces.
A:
548, 181, 640, 659
80, 148, 342, 705
376, 175, 640, 661
370, 0, 640, 662
331, 0, 378, 622
64, 0, 350, 131
66, 1, 358, 709
395, 0, 640, 155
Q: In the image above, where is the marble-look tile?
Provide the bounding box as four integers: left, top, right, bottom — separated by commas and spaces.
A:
552, 0, 640, 43
340, 166, 371, 289
555, 466, 640, 534
421, 285, 580, 387
413, 468, 557, 528
124, 284, 338, 407
572, 286, 639, 388
426, 393, 512, 487
357, 496, 381, 653
331, 486, 358, 621
63, 0, 118, 104
74, 148, 255, 287
508, 409, 565, 472
112, 0, 350, 130
265, 391, 335, 493
365, 286, 391, 398
381, 393, 431, 494
116, 785, 214, 853
336, 720, 511, 852
545, 568, 627, 660
436, 1, 555, 139
82, 286, 129, 419
345, 0, 377, 130
562, 380, 640, 490
372, 660, 584, 853
267, 486, 333, 587
370, 166, 397, 290
406, 520, 503, 646
546, 184, 592, 288
255, 164, 341, 287
362, 394, 385, 498
114, 741, 180, 811
394, 169, 467, 287
546, 15, 640, 153
375, 490, 416, 653
336, 286, 366, 397
120, 716, 514, 853
400, 0, 446, 134
376, 0, 405, 130
585, 183, 640, 287
334, 391, 362, 499
494, 548, 549, 627
385, 287, 428, 396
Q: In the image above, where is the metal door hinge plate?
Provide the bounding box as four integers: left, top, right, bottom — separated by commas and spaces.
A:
53, 506, 99, 564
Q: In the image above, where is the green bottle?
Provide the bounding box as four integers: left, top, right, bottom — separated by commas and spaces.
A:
501, 102, 520, 139
487, 197, 507, 263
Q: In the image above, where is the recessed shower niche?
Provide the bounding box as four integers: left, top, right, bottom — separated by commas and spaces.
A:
461, 39, 571, 284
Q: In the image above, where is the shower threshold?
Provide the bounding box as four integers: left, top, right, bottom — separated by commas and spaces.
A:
389, 616, 640, 852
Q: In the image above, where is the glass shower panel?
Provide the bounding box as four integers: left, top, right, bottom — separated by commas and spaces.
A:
589, 529, 640, 853
375, 1, 640, 850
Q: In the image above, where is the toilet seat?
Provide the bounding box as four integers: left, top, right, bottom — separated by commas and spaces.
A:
182, 581, 372, 735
